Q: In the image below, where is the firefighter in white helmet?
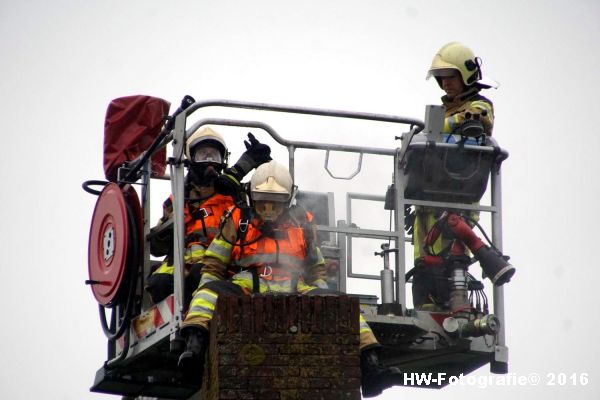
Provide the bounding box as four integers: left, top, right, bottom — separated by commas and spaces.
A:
178, 160, 404, 397
146, 127, 271, 305
410, 42, 496, 308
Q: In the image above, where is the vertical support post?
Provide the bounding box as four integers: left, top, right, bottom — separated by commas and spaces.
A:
345, 194, 353, 277
326, 192, 336, 244
141, 159, 153, 310
337, 220, 348, 293
393, 152, 406, 312
170, 113, 187, 325
490, 165, 508, 373
288, 145, 295, 181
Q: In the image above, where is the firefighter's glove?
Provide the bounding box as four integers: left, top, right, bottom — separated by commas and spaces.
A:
227, 133, 272, 181
243, 132, 272, 164
404, 205, 415, 236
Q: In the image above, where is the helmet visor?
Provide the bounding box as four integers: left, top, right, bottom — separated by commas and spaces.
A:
192, 146, 223, 163
427, 68, 459, 79
251, 191, 290, 203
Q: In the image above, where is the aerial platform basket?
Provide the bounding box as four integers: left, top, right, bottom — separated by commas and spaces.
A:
83, 98, 512, 398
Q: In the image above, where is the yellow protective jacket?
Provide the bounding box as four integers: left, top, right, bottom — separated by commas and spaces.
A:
442, 87, 494, 135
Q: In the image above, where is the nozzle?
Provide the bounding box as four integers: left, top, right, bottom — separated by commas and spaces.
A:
474, 246, 515, 286
458, 119, 484, 137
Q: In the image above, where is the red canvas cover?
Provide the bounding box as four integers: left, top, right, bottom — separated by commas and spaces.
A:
103, 95, 171, 181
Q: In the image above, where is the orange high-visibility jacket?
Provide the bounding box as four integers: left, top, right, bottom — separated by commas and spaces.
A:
203, 206, 325, 282
155, 193, 234, 247
232, 207, 311, 278
181, 193, 234, 248
150, 192, 235, 265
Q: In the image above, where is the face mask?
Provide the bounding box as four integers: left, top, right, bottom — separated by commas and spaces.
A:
192, 146, 223, 164
189, 163, 220, 186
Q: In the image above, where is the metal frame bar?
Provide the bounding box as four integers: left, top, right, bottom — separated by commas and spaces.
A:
141, 160, 153, 310
183, 99, 425, 128
170, 113, 187, 325
490, 166, 507, 356
337, 220, 348, 293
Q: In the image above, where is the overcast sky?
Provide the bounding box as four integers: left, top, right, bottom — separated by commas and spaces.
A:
1, 1, 599, 399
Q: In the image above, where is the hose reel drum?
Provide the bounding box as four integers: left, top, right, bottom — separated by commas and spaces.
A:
87, 183, 142, 308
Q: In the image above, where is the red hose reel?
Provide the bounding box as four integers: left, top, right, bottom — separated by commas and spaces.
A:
88, 183, 142, 306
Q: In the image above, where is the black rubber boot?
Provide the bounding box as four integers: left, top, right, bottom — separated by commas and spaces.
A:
178, 327, 209, 384
361, 347, 404, 398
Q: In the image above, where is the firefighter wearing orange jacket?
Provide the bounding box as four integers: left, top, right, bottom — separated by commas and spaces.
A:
146, 127, 271, 304
178, 160, 403, 398
411, 42, 495, 308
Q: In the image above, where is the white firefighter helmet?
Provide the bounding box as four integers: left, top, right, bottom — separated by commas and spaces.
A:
426, 42, 482, 87
250, 160, 294, 203
185, 126, 228, 164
